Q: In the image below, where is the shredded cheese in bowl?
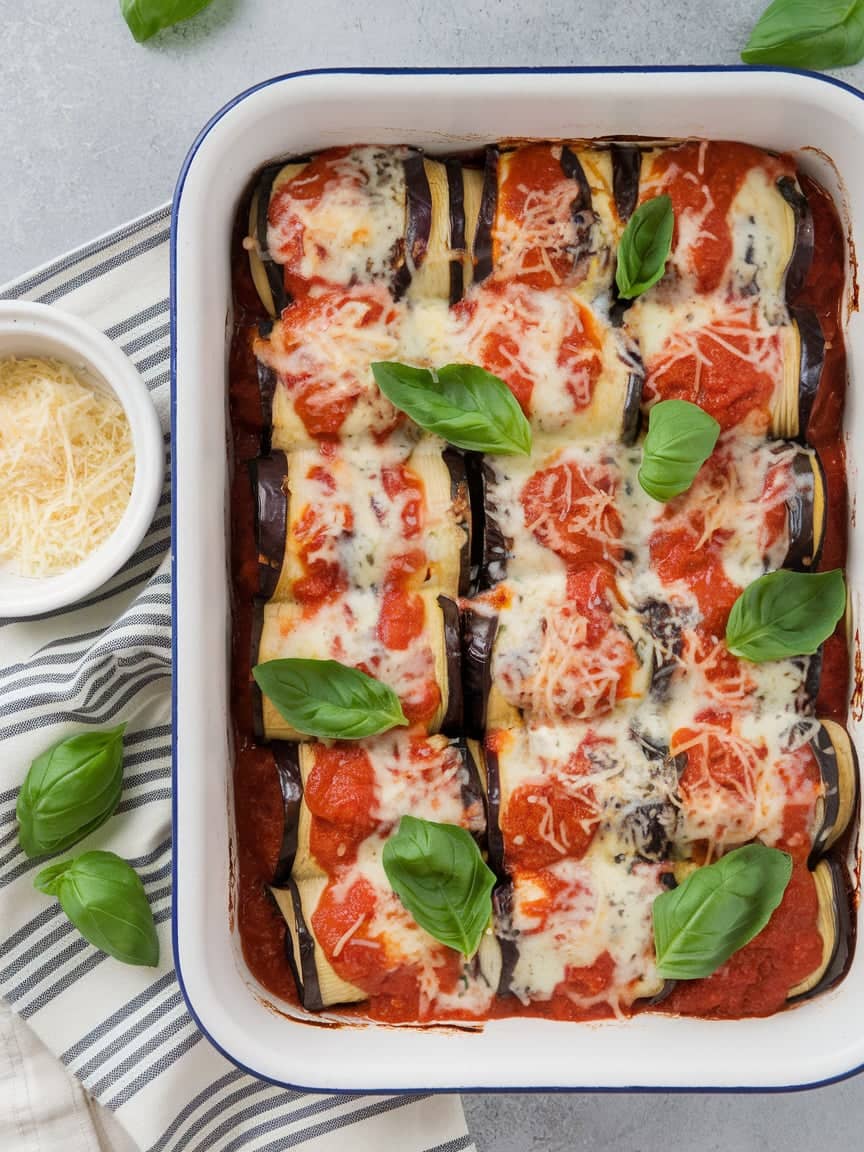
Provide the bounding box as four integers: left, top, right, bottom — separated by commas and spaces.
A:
0, 356, 135, 577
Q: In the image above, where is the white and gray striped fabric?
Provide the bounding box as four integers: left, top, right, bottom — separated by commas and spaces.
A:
0, 210, 475, 1152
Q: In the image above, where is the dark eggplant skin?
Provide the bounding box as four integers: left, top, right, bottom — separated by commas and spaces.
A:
253, 164, 293, 316
442, 447, 472, 596
250, 599, 266, 743
460, 740, 489, 830
783, 447, 826, 572
639, 599, 683, 703
256, 358, 278, 455
791, 306, 826, 442
617, 801, 680, 863
559, 147, 596, 269
249, 453, 289, 601
438, 594, 464, 735
478, 461, 510, 591
445, 157, 466, 306
619, 336, 645, 445
397, 154, 432, 301
473, 148, 498, 284
492, 884, 519, 998
461, 606, 499, 738
560, 146, 592, 207
787, 857, 853, 1004
482, 739, 506, 877
610, 144, 642, 222
777, 176, 815, 302
809, 722, 860, 860
278, 879, 324, 1012
271, 743, 303, 886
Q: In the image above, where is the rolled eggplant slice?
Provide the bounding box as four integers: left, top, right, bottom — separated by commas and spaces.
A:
248, 146, 486, 313
250, 438, 471, 603
671, 718, 856, 857
635, 143, 805, 314
254, 588, 462, 740
493, 857, 668, 1010
252, 283, 403, 446
481, 722, 680, 876
270, 880, 366, 1012
462, 572, 654, 731
290, 733, 487, 884
787, 857, 852, 1002
247, 147, 412, 310
809, 719, 859, 857
771, 308, 826, 440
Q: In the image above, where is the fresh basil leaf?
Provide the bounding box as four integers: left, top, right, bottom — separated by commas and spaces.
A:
615, 195, 674, 300
120, 0, 215, 42
726, 569, 846, 663
653, 844, 792, 979
742, 0, 864, 69
382, 816, 496, 956
16, 726, 126, 858
35, 851, 159, 967
371, 362, 532, 455
252, 658, 408, 739
638, 399, 721, 502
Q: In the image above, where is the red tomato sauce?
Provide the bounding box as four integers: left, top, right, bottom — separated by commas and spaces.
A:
643, 312, 780, 433
520, 460, 622, 567
495, 144, 580, 290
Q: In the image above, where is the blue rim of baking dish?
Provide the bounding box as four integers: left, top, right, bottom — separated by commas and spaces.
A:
170, 65, 864, 1095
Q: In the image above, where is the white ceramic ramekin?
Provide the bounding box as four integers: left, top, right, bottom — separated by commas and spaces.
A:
0, 301, 164, 617
172, 67, 864, 1092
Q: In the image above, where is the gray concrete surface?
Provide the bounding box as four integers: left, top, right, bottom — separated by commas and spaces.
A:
3, 0, 864, 1148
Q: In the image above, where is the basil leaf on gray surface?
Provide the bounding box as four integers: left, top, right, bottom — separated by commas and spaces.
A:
638, 399, 721, 502
615, 195, 674, 299
17, 725, 126, 858
383, 816, 496, 956
371, 361, 532, 455
252, 658, 408, 739
742, 0, 864, 69
35, 851, 159, 967
653, 844, 792, 979
120, 0, 216, 42
726, 569, 846, 662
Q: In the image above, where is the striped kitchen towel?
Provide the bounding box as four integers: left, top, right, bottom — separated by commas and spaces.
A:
0, 210, 475, 1152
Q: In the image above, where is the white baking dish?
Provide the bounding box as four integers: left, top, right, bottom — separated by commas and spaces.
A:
172, 67, 864, 1091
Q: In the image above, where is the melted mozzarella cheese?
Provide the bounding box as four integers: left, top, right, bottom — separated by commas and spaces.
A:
506, 855, 665, 1011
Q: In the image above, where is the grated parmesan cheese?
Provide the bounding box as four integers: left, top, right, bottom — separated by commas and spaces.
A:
0, 357, 135, 577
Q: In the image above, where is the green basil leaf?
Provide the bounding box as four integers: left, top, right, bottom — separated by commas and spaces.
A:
726, 569, 846, 663
638, 399, 721, 502
35, 851, 159, 967
615, 195, 674, 300
16, 725, 126, 858
120, 0, 215, 42
742, 0, 864, 68
653, 844, 792, 979
252, 658, 408, 739
371, 362, 532, 455
383, 816, 496, 956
